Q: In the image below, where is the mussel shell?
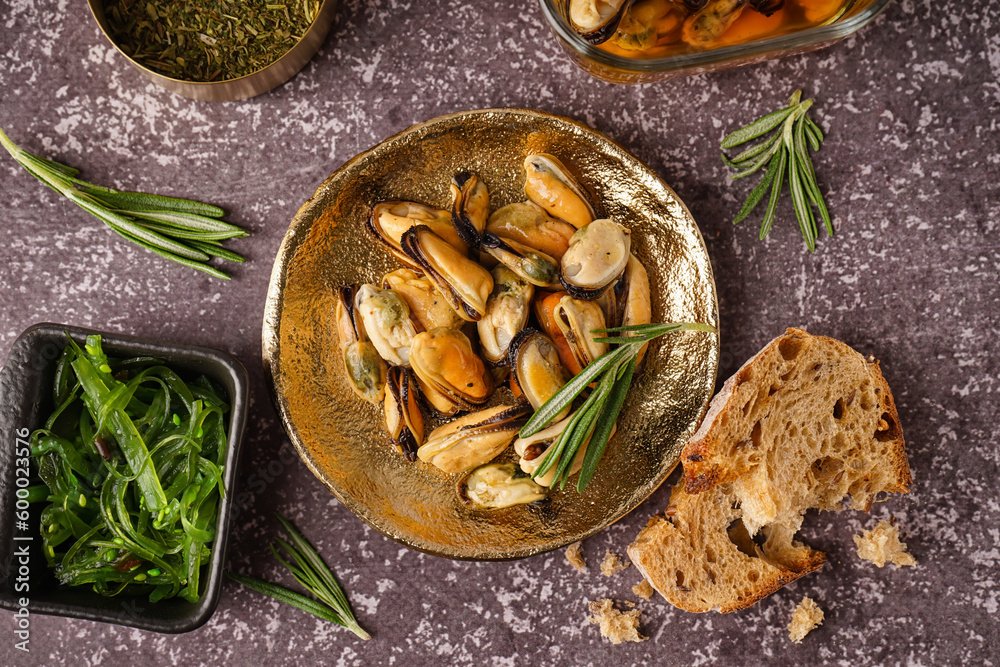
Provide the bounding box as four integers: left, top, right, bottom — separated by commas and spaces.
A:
480, 233, 561, 288
409, 327, 494, 414
385, 366, 424, 461
450, 172, 490, 247
523, 154, 597, 229
568, 0, 636, 45
417, 402, 531, 474
486, 201, 577, 260
369, 201, 468, 268
477, 266, 534, 366
335, 284, 365, 346
612, 253, 652, 364
457, 463, 548, 509
382, 268, 465, 332
401, 225, 494, 322
749, 0, 783, 16
514, 416, 616, 487
559, 219, 631, 300
355, 284, 418, 367
509, 329, 570, 420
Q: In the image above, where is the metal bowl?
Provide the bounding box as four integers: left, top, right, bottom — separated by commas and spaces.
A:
262, 108, 720, 560
87, 0, 338, 101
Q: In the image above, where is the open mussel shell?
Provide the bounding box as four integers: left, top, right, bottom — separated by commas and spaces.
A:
486, 202, 577, 260
612, 253, 652, 363
336, 285, 387, 404
450, 172, 490, 247
457, 463, 548, 509
567, 0, 636, 45
560, 219, 631, 300
478, 266, 534, 366
369, 201, 468, 269
480, 233, 561, 288
523, 154, 597, 229
417, 402, 531, 474
401, 225, 494, 322
384, 366, 424, 461
409, 327, 494, 416
382, 268, 465, 332
355, 283, 418, 367
509, 329, 570, 421
514, 416, 616, 487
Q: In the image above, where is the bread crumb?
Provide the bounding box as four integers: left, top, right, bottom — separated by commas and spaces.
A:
600, 549, 630, 577
853, 519, 917, 568
587, 599, 647, 644
565, 541, 586, 573
632, 578, 655, 600
787, 596, 824, 644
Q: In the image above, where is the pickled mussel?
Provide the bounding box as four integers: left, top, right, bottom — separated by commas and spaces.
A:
384, 366, 424, 461
509, 329, 571, 421
335, 285, 388, 403
355, 284, 418, 367
514, 415, 616, 487
486, 202, 577, 260
523, 154, 597, 229
382, 268, 464, 332
681, 0, 747, 46
478, 266, 534, 366
560, 219, 631, 300
401, 225, 494, 322
369, 201, 468, 268
450, 172, 490, 247
409, 327, 494, 416
613, 0, 677, 51
568, 0, 636, 45
480, 233, 561, 288
612, 253, 653, 363
552, 294, 609, 374
458, 463, 548, 509
417, 402, 531, 474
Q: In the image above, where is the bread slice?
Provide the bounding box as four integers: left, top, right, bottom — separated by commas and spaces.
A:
628, 328, 910, 613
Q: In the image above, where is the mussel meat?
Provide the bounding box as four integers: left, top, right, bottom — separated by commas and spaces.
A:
560, 219, 631, 300
552, 294, 609, 374
509, 329, 571, 422
514, 415, 616, 487
613, 0, 676, 51
523, 154, 596, 229
612, 253, 653, 363
568, 0, 636, 45
409, 327, 494, 416
369, 201, 468, 268
355, 284, 418, 367
417, 402, 531, 474
335, 285, 388, 404
450, 172, 490, 247
381, 268, 464, 332
478, 266, 534, 366
402, 225, 494, 322
384, 366, 424, 461
480, 233, 561, 288
458, 463, 547, 509
681, 0, 747, 46
486, 201, 577, 260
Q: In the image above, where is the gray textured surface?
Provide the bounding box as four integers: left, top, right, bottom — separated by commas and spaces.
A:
1, 0, 999, 665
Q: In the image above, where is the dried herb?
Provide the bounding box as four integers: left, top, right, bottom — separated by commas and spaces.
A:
102, 0, 321, 82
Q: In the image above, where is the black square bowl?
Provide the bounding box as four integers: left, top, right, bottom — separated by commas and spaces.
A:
0, 323, 249, 633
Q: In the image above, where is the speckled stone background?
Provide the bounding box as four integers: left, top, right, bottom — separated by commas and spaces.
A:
2, 0, 999, 665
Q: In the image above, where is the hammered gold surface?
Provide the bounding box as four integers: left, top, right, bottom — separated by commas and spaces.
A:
261, 108, 719, 560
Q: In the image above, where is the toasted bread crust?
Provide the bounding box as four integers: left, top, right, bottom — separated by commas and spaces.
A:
628, 328, 910, 613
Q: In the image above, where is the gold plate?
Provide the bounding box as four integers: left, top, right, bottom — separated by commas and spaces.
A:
262, 108, 719, 560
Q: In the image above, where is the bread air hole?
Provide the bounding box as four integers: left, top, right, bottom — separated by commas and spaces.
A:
874, 412, 899, 443
810, 457, 845, 486
727, 519, 758, 558
778, 335, 804, 361
833, 397, 846, 420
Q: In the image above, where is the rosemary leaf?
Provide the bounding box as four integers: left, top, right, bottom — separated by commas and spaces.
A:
733, 150, 781, 226
721, 105, 797, 149
576, 356, 636, 491
760, 148, 787, 240
721, 132, 781, 168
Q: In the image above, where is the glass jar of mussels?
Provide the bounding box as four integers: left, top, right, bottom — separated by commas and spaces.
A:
539, 0, 892, 84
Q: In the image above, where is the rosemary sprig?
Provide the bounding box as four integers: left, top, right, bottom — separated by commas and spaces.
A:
721, 90, 833, 252
0, 126, 247, 279
228, 513, 370, 640
519, 322, 716, 492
